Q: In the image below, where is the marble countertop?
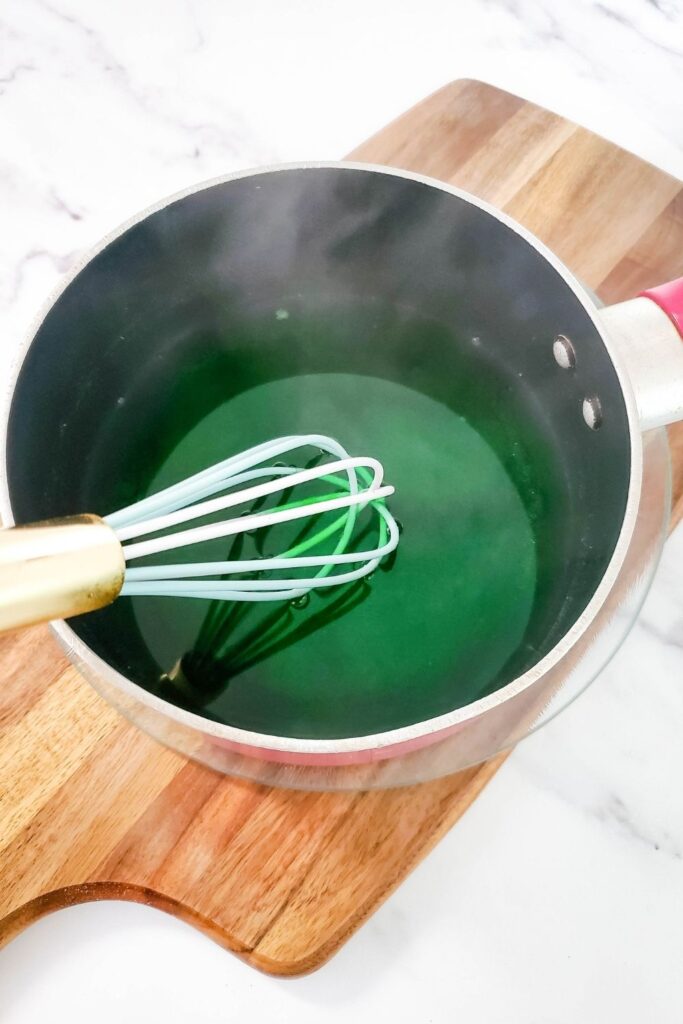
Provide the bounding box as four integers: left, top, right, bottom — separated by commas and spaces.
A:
1, 1, 682, 1021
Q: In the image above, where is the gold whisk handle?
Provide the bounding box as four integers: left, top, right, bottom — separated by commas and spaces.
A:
0, 515, 125, 632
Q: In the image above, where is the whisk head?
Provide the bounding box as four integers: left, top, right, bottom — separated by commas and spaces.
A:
104, 435, 399, 602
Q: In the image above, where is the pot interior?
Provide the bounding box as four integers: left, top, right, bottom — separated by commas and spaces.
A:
5, 167, 632, 740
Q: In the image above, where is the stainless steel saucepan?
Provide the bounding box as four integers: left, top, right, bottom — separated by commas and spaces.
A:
1, 164, 681, 790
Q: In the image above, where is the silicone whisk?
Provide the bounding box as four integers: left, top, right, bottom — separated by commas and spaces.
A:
0, 434, 399, 631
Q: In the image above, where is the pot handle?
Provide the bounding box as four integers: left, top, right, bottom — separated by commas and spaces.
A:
598, 275, 683, 430
639, 277, 683, 337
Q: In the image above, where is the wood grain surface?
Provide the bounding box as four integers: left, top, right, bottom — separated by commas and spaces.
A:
1, 79, 682, 976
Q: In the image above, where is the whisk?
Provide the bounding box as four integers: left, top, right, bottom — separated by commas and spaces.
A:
0, 434, 399, 632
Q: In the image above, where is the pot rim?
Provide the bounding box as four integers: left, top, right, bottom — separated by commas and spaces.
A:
0, 160, 645, 758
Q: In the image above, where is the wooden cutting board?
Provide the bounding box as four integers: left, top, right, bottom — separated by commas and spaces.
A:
1, 80, 682, 976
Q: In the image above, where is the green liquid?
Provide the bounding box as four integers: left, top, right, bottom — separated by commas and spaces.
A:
130, 372, 536, 738
74, 298, 559, 740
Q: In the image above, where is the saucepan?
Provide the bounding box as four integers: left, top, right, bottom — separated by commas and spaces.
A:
1, 164, 681, 790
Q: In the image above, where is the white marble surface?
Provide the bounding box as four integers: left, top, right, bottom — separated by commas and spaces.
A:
1, 1, 683, 1021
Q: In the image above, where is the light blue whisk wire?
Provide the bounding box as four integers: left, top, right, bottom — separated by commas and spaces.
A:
104, 435, 399, 602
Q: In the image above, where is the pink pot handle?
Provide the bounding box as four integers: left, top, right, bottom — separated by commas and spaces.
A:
601, 275, 683, 428
639, 277, 683, 338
